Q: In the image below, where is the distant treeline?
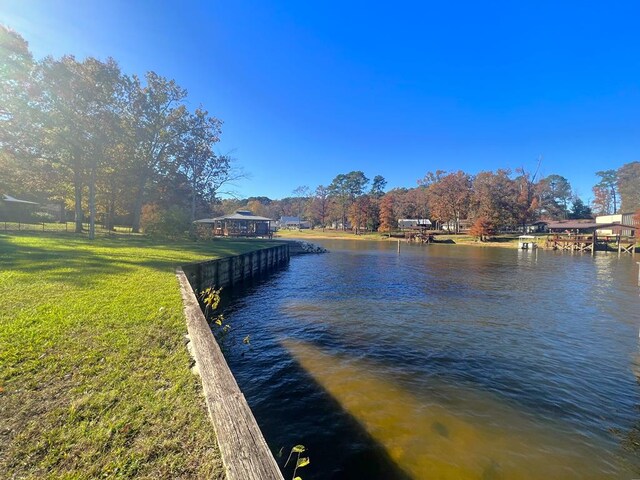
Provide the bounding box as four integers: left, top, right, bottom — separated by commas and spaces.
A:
221, 163, 640, 234
1, 25, 237, 238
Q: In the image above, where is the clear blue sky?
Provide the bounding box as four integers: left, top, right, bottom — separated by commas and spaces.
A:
1, 1, 639, 200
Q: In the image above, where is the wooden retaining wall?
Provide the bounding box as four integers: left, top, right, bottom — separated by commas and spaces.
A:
176, 244, 289, 480
182, 243, 289, 292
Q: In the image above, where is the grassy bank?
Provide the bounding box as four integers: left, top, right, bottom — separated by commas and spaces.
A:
275, 228, 390, 241
0, 233, 276, 479
275, 229, 547, 248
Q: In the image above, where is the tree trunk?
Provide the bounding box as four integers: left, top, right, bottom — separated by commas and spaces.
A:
89, 166, 96, 240
131, 176, 146, 233
74, 169, 83, 233
106, 189, 116, 231
191, 179, 197, 223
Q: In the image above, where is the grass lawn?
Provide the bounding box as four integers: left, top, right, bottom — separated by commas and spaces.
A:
0, 233, 277, 479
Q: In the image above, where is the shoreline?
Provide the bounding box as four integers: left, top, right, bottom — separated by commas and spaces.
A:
274, 230, 541, 250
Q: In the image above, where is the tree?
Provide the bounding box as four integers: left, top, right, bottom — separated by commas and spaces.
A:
418, 170, 446, 187
310, 185, 330, 229
328, 171, 369, 229
407, 187, 430, 220
569, 196, 592, 219
426, 171, 472, 233
292, 185, 311, 218
471, 169, 518, 230
537, 174, 572, 219
594, 169, 619, 214
179, 107, 225, 221
469, 217, 495, 242
0, 27, 41, 200
81, 58, 123, 239
370, 175, 387, 198
38, 55, 122, 235
0, 25, 38, 165
378, 191, 397, 232
348, 195, 374, 234
122, 72, 190, 232
591, 185, 612, 216
513, 163, 541, 229
617, 161, 640, 213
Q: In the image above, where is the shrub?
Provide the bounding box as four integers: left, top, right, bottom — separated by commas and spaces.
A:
140, 203, 191, 239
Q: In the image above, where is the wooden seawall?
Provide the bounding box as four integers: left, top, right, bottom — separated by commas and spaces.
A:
176, 244, 289, 480
182, 243, 289, 291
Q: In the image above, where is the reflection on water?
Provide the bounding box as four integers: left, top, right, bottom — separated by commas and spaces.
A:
220, 240, 640, 479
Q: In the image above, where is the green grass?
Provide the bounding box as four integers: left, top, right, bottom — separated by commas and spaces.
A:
0, 233, 278, 479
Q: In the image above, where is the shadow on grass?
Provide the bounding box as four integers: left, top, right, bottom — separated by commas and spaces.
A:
0, 233, 284, 286
0, 237, 132, 286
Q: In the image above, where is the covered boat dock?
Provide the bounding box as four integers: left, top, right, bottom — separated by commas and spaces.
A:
545, 220, 637, 255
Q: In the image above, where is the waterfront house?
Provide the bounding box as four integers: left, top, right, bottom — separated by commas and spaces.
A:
398, 218, 432, 230
278, 216, 311, 229
522, 221, 549, 233
596, 213, 639, 237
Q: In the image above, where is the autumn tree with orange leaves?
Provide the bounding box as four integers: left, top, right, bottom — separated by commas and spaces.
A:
426, 171, 472, 233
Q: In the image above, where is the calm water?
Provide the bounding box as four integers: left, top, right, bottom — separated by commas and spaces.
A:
218, 240, 640, 479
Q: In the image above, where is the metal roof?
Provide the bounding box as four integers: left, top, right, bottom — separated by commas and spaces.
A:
546, 220, 636, 231
1, 194, 39, 205
195, 211, 274, 223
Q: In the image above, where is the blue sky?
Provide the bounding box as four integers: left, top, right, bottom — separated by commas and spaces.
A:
1, 1, 639, 200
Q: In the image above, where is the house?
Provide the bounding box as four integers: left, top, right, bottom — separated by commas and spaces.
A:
278, 216, 311, 229
1, 194, 39, 222
596, 213, 638, 237
331, 220, 351, 230
521, 221, 549, 233
439, 219, 472, 233
194, 210, 273, 238
398, 219, 432, 230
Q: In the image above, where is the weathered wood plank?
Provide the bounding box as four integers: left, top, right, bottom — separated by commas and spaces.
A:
177, 268, 284, 480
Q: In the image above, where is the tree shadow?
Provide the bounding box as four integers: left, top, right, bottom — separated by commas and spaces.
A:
0, 233, 287, 287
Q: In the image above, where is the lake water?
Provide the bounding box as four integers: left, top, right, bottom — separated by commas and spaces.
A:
218, 240, 640, 479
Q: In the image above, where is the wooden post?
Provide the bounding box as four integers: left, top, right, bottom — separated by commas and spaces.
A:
617, 235, 622, 256
591, 231, 596, 256
397, 239, 400, 253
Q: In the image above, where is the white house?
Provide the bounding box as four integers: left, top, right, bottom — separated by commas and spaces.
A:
398, 218, 432, 230
278, 216, 311, 229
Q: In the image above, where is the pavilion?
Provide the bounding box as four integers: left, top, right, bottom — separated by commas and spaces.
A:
194, 210, 274, 238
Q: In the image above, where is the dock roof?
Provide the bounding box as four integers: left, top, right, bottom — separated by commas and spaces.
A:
195, 210, 274, 223
545, 220, 636, 232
